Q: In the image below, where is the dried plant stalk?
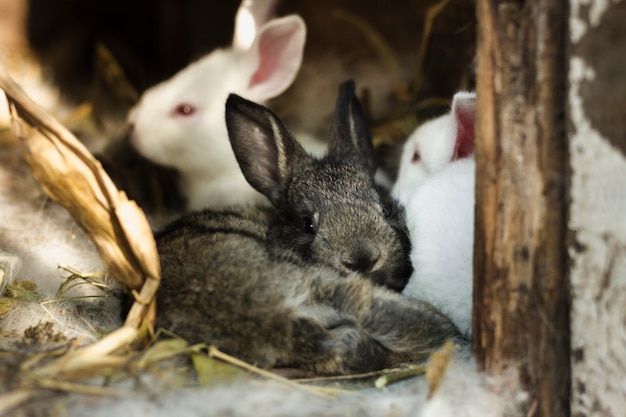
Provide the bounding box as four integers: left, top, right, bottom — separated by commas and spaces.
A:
0, 70, 163, 413
411, 0, 452, 94
425, 339, 454, 399
0, 71, 159, 328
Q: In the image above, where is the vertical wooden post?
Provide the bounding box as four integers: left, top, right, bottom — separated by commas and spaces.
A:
473, 1, 570, 416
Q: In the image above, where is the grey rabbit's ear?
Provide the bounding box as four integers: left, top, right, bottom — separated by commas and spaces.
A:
329, 80, 376, 176
225, 94, 309, 204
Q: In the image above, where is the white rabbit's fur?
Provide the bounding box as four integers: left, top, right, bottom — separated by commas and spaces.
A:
393, 91, 476, 337
393, 115, 454, 203
402, 158, 475, 337
232, 0, 279, 50
128, 4, 309, 210
392, 91, 475, 204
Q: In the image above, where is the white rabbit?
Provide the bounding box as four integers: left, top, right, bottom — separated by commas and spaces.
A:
392, 91, 475, 205
393, 91, 476, 338
127, 0, 308, 210
402, 158, 475, 337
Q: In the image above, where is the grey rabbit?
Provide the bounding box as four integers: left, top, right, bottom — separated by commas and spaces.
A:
154, 81, 458, 374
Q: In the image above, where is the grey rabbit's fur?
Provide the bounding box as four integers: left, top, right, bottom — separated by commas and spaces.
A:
155, 81, 458, 374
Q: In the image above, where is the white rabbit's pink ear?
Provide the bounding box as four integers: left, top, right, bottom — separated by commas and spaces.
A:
244, 15, 306, 102
232, 0, 279, 50
451, 91, 476, 160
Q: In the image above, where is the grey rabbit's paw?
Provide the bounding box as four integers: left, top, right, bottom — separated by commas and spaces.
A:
154, 80, 458, 375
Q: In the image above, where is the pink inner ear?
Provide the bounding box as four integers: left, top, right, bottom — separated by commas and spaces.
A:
249, 28, 297, 89
245, 17, 304, 101
452, 103, 476, 160
249, 34, 280, 87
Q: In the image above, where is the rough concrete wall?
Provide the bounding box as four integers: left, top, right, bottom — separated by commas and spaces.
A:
568, 1, 626, 416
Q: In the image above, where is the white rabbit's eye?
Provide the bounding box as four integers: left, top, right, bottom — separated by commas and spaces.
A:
173, 103, 196, 117
302, 217, 316, 234
411, 151, 421, 163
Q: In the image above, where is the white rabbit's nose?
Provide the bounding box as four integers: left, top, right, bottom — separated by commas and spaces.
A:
341, 247, 381, 274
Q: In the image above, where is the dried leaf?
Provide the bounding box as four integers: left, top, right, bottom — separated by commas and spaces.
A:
14, 280, 37, 291
0, 297, 18, 315
5, 281, 41, 301
191, 352, 244, 387
426, 339, 454, 399
21, 321, 68, 347
137, 338, 191, 365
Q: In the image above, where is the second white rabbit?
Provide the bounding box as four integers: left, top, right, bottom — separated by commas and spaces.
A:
394, 92, 476, 338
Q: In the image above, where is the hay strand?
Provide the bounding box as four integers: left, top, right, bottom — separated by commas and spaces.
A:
425, 339, 455, 399
0, 389, 37, 416
33, 326, 138, 377
374, 364, 428, 388
332, 9, 399, 73
411, 0, 453, 94
208, 347, 345, 397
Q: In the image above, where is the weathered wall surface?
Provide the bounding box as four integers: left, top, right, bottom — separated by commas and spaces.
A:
568, 1, 626, 416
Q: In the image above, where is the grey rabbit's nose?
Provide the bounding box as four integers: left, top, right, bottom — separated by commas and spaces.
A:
341, 247, 381, 273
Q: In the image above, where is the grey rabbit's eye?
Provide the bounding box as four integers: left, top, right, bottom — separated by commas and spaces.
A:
382, 206, 390, 218
302, 217, 316, 234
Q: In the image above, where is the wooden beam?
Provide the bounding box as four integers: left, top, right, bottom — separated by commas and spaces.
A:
473, 1, 570, 416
